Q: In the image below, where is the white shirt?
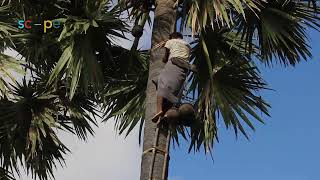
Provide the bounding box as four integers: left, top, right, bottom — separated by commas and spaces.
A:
164, 39, 191, 60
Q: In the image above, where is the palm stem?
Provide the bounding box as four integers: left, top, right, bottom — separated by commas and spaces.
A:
131, 12, 149, 51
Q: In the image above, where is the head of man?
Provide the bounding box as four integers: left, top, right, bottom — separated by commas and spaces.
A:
169, 32, 183, 39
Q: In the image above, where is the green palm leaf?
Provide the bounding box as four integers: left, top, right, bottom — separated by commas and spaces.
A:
0, 79, 69, 180
235, 0, 320, 65
0, 5, 18, 51
0, 74, 100, 179
188, 28, 270, 152
0, 54, 25, 96
102, 48, 148, 142
48, 1, 128, 100
179, 0, 260, 34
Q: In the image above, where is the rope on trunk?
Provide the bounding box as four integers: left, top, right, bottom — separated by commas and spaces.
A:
162, 131, 171, 179
143, 147, 167, 155
142, 117, 171, 180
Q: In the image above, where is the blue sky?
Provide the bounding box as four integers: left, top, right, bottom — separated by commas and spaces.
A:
169, 30, 320, 180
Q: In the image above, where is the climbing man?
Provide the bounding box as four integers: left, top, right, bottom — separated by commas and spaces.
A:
152, 32, 196, 123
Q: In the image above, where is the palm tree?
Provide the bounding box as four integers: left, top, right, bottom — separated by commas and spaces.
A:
0, 0, 319, 180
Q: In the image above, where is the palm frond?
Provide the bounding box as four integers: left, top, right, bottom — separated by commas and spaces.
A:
102, 48, 148, 142
0, 74, 99, 180
48, 1, 128, 100
55, 80, 100, 140
0, 167, 15, 180
0, 6, 19, 52
12, 33, 62, 73
235, 0, 320, 66
179, 0, 261, 34
0, 79, 69, 180
188, 28, 270, 152
0, 53, 25, 96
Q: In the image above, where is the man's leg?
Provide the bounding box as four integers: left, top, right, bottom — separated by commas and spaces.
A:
152, 95, 165, 122
157, 95, 164, 114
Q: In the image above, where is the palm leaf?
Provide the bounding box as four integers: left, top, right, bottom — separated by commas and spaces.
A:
102, 48, 148, 142
188, 28, 270, 152
179, 0, 261, 34
235, 0, 320, 66
0, 53, 25, 96
0, 167, 15, 180
0, 79, 69, 180
48, 1, 128, 100
0, 73, 99, 180
0, 5, 19, 50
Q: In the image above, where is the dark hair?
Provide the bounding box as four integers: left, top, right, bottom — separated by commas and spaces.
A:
169, 32, 183, 39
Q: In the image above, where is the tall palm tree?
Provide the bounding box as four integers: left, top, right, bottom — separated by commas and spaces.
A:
0, 0, 319, 180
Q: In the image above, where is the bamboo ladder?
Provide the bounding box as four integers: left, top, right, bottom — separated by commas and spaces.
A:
142, 118, 171, 180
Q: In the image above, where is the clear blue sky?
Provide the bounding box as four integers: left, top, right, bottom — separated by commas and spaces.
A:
169, 29, 320, 180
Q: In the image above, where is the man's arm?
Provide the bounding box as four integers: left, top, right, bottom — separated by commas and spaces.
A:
152, 41, 166, 50
162, 40, 172, 63
162, 48, 170, 63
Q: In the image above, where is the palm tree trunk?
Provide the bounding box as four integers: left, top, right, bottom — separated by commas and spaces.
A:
140, 0, 177, 180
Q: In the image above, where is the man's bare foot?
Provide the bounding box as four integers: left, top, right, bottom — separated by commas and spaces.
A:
152, 111, 164, 123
